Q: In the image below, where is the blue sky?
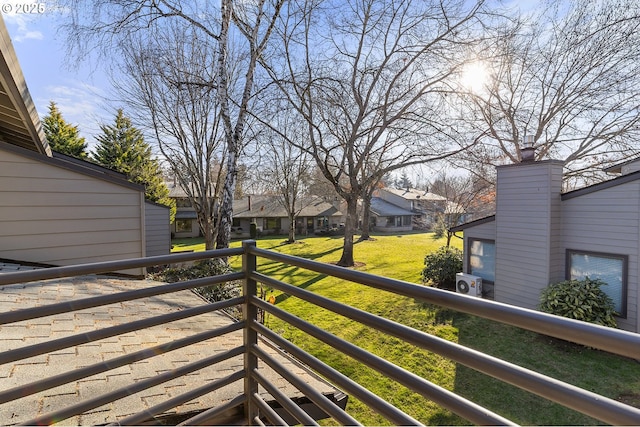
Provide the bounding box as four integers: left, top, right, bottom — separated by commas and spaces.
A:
3, 8, 112, 149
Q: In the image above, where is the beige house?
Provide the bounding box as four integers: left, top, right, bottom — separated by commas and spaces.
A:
0, 15, 169, 273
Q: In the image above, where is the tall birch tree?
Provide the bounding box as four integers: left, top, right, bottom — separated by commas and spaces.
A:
61, 0, 285, 249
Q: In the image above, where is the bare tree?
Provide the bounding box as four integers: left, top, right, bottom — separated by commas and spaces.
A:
61, 0, 285, 249
430, 172, 494, 246
261, 111, 313, 243
265, 0, 486, 266
458, 0, 640, 187
115, 25, 226, 250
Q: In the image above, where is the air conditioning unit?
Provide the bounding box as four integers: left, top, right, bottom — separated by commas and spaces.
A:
456, 273, 483, 297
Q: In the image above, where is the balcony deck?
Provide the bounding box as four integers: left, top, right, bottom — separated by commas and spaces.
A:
0, 271, 342, 425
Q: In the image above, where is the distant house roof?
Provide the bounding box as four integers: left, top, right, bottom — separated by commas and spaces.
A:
602, 157, 640, 175
0, 15, 49, 155
370, 197, 415, 217
175, 210, 198, 220
234, 195, 342, 218
381, 187, 447, 201
449, 215, 495, 232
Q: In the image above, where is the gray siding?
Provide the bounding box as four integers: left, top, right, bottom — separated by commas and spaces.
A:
145, 202, 170, 257
562, 181, 639, 332
494, 161, 563, 310
0, 148, 145, 273
378, 190, 412, 211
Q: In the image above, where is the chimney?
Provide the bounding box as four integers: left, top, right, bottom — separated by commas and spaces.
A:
247, 195, 251, 211
521, 135, 535, 162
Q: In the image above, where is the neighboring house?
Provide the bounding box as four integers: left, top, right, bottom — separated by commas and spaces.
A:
166, 181, 203, 238
451, 152, 640, 333
233, 195, 343, 236
0, 16, 169, 274
375, 187, 448, 229
369, 197, 414, 232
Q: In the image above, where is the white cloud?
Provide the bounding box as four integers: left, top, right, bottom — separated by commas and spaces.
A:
3, 13, 44, 42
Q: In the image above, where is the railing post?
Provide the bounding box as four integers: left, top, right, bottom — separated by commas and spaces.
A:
242, 240, 259, 424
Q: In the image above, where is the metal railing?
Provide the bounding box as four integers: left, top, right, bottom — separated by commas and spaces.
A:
0, 240, 639, 425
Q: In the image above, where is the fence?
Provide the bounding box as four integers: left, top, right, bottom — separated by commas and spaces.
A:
0, 240, 639, 425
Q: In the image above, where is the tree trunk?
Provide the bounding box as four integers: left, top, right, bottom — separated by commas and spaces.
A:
203, 218, 216, 250
359, 194, 372, 241
337, 197, 358, 267
287, 213, 296, 243
216, 149, 237, 250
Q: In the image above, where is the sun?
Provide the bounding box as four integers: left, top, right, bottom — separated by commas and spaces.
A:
460, 61, 490, 95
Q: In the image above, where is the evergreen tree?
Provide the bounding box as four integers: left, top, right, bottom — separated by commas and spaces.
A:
93, 109, 176, 221
42, 101, 88, 159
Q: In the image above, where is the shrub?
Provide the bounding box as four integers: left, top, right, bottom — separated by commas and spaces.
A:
422, 246, 463, 291
151, 258, 242, 317
250, 222, 258, 239
539, 278, 617, 328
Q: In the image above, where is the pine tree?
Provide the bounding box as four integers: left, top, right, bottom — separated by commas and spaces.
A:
93, 109, 176, 221
42, 101, 88, 158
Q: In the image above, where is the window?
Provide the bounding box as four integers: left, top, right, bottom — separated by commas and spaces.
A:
175, 220, 192, 233
567, 250, 627, 317
264, 217, 281, 230
468, 238, 495, 283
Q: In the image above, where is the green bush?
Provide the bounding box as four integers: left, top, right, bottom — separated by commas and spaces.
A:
151, 258, 241, 317
250, 222, 258, 239
422, 246, 463, 291
539, 278, 617, 328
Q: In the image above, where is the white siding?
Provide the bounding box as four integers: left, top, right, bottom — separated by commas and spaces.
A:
0, 148, 145, 271
562, 181, 639, 332
145, 202, 170, 257
494, 161, 564, 309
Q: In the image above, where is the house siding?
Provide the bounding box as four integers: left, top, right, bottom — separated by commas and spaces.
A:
0, 148, 145, 271
562, 181, 639, 332
494, 161, 563, 310
459, 219, 496, 273
377, 191, 413, 211
145, 202, 170, 258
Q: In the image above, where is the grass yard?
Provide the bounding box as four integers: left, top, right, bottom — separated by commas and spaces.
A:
171, 233, 640, 425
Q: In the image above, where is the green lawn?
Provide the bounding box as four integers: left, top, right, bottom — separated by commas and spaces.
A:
172, 233, 640, 425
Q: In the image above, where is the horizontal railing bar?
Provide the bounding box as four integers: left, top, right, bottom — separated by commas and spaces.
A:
252, 392, 288, 426
254, 273, 640, 426
177, 394, 247, 426
0, 247, 243, 286
250, 247, 640, 359
252, 297, 515, 426
0, 297, 242, 365
0, 321, 244, 405
0, 272, 243, 325
252, 367, 320, 426
18, 346, 245, 426
253, 322, 423, 427
250, 343, 362, 426
116, 370, 246, 425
